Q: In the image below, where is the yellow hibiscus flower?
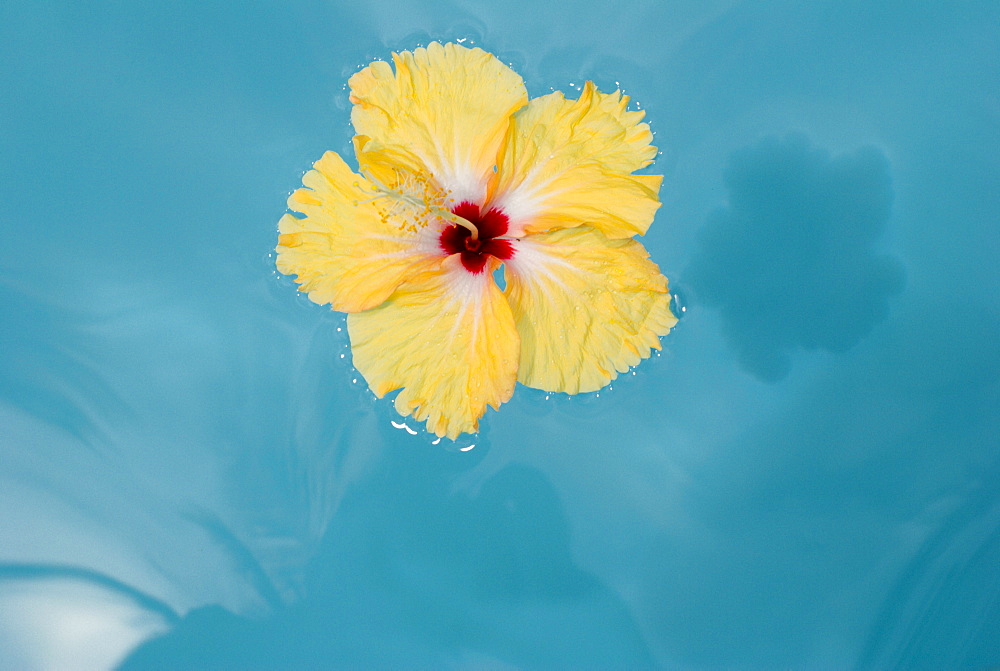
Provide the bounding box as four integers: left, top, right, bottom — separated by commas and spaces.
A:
276, 42, 677, 439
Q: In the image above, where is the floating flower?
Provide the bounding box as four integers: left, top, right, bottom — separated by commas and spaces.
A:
276, 42, 677, 439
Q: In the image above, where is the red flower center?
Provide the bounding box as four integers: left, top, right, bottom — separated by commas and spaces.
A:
439, 201, 515, 274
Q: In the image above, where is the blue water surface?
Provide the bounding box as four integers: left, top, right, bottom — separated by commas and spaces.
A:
1, 1, 998, 668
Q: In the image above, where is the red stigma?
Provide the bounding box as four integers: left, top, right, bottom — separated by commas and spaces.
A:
439, 202, 515, 274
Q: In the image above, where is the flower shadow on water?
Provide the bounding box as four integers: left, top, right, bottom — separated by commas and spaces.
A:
121, 458, 655, 669
685, 134, 906, 381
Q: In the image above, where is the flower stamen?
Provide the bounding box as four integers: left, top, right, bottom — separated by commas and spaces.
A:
439, 202, 514, 273
437, 210, 480, 240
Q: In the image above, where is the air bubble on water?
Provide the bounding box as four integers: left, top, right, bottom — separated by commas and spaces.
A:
672, 291, 686, 317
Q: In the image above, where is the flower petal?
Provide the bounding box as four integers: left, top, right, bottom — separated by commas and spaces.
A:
488, 81, 662, 239
504, 226, 677, 394
276, 151, 444, 313
347, 256, 520, 439
349, 42, 528, 205
352, 135, 451, 226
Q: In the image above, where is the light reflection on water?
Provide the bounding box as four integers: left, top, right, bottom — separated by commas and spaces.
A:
1, 0, 998, 668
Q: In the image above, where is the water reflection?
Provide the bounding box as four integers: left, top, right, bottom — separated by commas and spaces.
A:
685, 135, 905, 381
858, 465, 1000, 669
0, 275, 385, 663
123, 460, 654, 668
0, 278, 128, 444
0, 565, 175, 670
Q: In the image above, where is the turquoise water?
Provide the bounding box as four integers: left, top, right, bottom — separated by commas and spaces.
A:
2, 1, 998, 668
